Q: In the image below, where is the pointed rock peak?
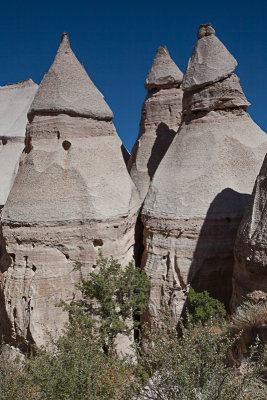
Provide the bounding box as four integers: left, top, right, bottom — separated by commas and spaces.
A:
29, 33, 113, 121
181, 23, 238, 91
145, 46, 183, 91
197, 23, 215, 39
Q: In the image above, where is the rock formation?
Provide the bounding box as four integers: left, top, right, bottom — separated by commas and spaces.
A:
0, 33, 139, 349
128, 46, 183, 203
0, 79, 38, 207
141, 23, 267, 325
231, 154, 267, 308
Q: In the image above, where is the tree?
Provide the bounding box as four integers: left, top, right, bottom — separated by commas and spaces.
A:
62, 254, 151, 354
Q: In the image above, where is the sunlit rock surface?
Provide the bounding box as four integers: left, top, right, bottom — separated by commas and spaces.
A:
141, 23, 267, 325
128, 46, 183, 203
0, 33, 139, 349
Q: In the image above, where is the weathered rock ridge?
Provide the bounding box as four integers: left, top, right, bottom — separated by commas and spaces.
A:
141, 23, 267, 325
0, 33, 139, 349
0, 79, 38, 206
231, 154, 267, 308
128, 46, 183, 203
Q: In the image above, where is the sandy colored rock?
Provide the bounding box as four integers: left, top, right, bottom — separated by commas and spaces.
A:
141, 24, 267, 326
182, 24, 237, 91
0, 33, 139, 350
145, 46, 183, 90
29, 33, 113, 121
0, 79, 38, 206
128, 47, 183, 203
231, 155, 267, 309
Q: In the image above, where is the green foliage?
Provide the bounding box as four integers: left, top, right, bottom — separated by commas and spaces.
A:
187, 287, 226, 325
24, 318, 136, 400
137, 314, 267, 400
64, 254, 151, 354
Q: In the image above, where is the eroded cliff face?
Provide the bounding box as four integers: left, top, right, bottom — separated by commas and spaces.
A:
128, 46, 183, 203
231, 155, 267, 309
0, 33, 139, 349
141, 23, 267, 326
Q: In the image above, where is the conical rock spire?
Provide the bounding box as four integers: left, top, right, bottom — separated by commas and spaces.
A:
145, 46, 183, 90
29, 33, 113, 121
141, 23, 267, 327
0, 79, 38, 206
128, 46, 183, 202
182, 23, 237, 91
0, 34, 139, 350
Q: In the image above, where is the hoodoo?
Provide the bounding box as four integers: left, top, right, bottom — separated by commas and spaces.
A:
231, 155, 267, 308
141, 23, 267, 325
0, 33, 139, 348
128, 46, 183, 203
0, 79, 38, 207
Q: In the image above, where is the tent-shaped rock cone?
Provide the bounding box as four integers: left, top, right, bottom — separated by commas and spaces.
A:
128, 46, 183, 203
231, 154, 267, 309
141, 23, 267, 326
0, 79, 38, 207
0, 33, 139, 350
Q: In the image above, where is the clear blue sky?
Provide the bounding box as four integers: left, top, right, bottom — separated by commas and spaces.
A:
1, 0, 266, 151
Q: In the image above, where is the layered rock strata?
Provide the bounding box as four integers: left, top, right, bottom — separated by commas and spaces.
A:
0, 79, 38, 207
0, 33, 139, 349
128, 46, 183, 203
141, 23, 267, 325
231, 155, 267, 308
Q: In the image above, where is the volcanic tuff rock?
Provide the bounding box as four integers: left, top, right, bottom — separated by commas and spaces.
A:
231, 155, 267, 309
141, 23, 267, 326
128, 46, 183, 203
0, 79, 38, 207
0, 33, 139, 349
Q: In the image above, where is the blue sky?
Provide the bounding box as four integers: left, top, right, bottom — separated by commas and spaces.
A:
1, 0, 266, 151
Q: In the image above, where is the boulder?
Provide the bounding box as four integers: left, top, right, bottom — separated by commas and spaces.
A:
141, 24, 267, 325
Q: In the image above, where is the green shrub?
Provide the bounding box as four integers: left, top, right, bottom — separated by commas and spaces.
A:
187, 287, 226, 325
136, 314, 266, 400
62, 254, 151, 354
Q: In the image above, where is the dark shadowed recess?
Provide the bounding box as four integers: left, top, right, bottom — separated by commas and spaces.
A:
147, 122, 176, 179
188, 188, 250, 311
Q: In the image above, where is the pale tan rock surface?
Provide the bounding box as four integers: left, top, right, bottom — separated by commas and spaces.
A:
0, 33, 139, 349
141, 24, 267, 325
128, 47, 183, 203
0, 79, 38, 206
231, 155, 267, 309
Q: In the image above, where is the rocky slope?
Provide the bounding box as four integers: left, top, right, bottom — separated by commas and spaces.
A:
141, 23, 267, 325
128, 46, 183, 203
0, 33, 139, 349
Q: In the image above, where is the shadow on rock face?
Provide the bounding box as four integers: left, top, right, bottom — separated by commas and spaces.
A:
120, 144, 130, 166
187, 188, 250, 311
0, 220, 13, 346
147, 122, 176, 179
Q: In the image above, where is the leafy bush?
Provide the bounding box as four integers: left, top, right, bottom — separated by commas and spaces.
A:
137, 314, 266, 400
187, 287, 226, 325
62, 254, 151, 354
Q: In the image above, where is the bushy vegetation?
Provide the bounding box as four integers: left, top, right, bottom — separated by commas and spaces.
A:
0, 257, 266, 400
187, 287, 226, 324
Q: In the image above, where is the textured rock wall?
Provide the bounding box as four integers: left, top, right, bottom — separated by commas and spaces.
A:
141, 24, 267, 325
231, 154, 267, 309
